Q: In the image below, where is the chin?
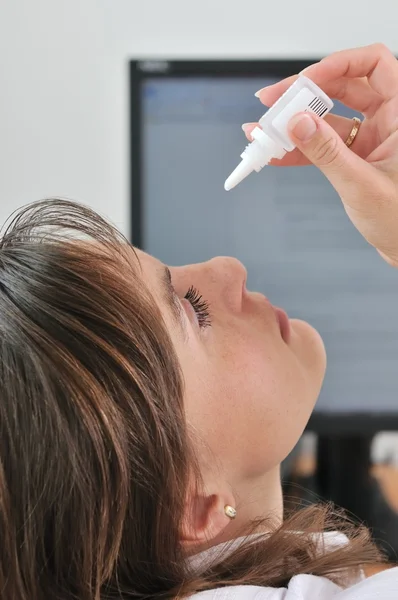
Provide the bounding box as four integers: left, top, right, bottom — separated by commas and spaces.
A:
289, 318, 327, 386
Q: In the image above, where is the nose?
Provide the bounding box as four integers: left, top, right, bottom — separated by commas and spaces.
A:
206, 256, 247, 311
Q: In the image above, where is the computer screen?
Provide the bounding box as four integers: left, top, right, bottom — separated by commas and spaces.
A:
130, 60, 398, 433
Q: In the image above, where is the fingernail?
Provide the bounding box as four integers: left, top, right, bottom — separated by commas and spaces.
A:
241, 123, 251, 134
289, 113, 317, 141
254, 86, 269, 98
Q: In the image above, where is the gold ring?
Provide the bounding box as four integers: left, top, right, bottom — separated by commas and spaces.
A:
344, 117, 362, 148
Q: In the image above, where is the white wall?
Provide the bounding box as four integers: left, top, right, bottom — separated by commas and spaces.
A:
1, 0, 397, 235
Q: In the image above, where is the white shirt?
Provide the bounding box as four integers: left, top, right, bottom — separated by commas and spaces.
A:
188, 533, 398, 599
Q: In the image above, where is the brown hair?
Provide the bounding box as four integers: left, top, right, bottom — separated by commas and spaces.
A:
0, 199, 384, 599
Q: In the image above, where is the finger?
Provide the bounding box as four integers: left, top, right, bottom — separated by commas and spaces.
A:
242, 114, 375, 165
241, 122, 258, 140
257, 75, 383, 117
367, 129, 398, 166
303, 43, 398, 103
255, 75, 297, 105
241, 121, 310, 165
242, 115, 355, 141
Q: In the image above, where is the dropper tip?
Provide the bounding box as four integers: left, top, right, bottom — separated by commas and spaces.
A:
224, 178, 235, 192
224, 159, 254, 192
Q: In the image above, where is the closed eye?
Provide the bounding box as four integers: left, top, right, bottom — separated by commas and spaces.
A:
184, 286, 211, 329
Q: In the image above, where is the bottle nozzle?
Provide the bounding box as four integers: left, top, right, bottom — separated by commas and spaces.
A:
224, 129, 282, 191
224, 157, 254, 191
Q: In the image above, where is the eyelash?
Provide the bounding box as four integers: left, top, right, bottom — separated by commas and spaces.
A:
184, 286, 211, 329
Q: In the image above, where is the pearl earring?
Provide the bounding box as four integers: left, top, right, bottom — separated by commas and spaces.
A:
224, 505, 237, 519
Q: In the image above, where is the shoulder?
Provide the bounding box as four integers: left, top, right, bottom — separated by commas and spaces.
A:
188, 567, 398, 599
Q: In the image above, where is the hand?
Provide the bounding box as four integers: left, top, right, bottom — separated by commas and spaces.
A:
244, 44, 398, 267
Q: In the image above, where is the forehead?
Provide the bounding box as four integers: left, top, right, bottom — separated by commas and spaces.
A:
133, 248, 170, 316
133, 248, 188, 343
133, 248, 161, 283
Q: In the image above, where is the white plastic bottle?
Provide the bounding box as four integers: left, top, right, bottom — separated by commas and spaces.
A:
224, 76, 334, 191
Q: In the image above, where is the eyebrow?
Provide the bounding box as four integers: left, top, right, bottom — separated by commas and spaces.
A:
160, 266, 187, 339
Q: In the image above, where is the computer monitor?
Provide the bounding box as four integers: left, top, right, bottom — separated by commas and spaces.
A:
129, 59, 398, 434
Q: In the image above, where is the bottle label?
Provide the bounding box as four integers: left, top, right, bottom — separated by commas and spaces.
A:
271, 88, 331, 150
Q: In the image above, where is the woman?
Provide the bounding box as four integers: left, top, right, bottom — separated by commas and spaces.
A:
0, 44, 398, 599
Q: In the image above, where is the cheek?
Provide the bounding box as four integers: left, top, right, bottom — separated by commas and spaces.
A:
187, 335, 320, 479
180, 320, 326, 480
213, 346, 307, 474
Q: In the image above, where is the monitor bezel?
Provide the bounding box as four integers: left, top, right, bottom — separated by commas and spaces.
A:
129, 58, 398, 434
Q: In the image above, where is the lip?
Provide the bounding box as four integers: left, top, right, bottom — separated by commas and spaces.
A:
244, 289, 291, 344
273, 306, 291, 344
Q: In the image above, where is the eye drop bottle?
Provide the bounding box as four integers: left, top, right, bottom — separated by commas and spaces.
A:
224, 76, 334, 191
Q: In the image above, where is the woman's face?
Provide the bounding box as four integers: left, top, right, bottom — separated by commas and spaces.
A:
137, 249, 326, 487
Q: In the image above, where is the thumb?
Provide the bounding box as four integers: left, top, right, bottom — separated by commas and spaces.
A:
287, 112, 398, 261
287, 112, 380, 209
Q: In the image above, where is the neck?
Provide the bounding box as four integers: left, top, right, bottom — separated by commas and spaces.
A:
211, 465, 283, 548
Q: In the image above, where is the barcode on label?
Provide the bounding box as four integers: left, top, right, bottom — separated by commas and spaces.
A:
307, 97, 328, 117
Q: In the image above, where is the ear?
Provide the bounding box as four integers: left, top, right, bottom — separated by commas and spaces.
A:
180, 489, 236, 548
